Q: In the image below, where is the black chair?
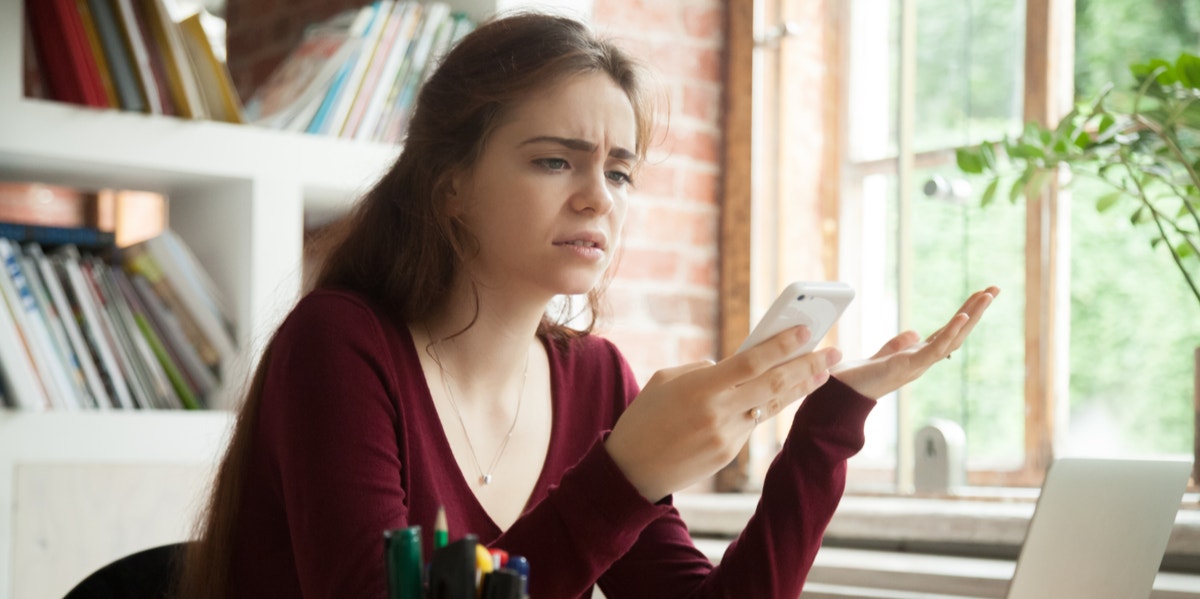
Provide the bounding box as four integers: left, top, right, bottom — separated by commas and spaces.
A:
62, 542, 188, 599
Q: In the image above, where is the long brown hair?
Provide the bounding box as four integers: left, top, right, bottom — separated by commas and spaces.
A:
176, 12, 654, 598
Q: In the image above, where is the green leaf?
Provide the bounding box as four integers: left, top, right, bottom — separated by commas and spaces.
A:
981, 177, 1000, 208
1177, 242, 1196, 259
1096, 192, 1123, 212
1175, 53, 1200, 90
1131, 206, 1148, 224
1074, 129, 1092, 150
980, 142, 998, 171
1010, 169, 1032, 203
956, 147, 984, 174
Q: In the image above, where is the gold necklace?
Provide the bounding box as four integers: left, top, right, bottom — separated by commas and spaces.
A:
428, 336, 529, 486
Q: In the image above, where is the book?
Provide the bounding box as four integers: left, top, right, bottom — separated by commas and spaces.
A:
0, 182, 94, 229
79, 257, 152, 408
17, 246, 95, 408
352, 2, 425, 141
24, 0, 110, 108
27, 243, 110, 409
177, 10, 244, 123
85, 0, 148, 112
139, 0, 208, 119
319, 1, 394, 136
112, 268, 199, 408
0, 239, 76, 409
372, 3, 453, 143
0, 222, 116, 250
54, 245, 134, 409
90, 258, 178, 408
129, 272, 218, 400
305, 5, 380, 134
0, 265, 50, 410
74, 0, 120, 107
122, 243, 221, 371
243, 10, 362, 129
112, 0, 172, 115
342, 2, 416, 139
18, 247, 93, 408
140, 232, 236, 364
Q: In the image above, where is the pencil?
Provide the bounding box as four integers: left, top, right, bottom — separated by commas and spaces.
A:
434, 505, 449, 549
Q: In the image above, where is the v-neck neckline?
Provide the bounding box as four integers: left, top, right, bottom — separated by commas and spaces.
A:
402, 325, 560, 538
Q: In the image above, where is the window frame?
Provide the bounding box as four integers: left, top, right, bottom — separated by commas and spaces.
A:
715, 0, 1130, 492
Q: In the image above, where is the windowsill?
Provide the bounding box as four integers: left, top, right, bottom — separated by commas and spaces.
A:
676, 492, 1200, 598
675, 491, 1200, 565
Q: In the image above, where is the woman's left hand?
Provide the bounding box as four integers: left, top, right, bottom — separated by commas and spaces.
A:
832, 286, 999, 399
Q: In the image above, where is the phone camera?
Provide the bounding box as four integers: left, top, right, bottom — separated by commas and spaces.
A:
797, 294, 806, 301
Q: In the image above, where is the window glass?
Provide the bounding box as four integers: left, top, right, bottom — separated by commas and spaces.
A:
1067, 0, 1200, 458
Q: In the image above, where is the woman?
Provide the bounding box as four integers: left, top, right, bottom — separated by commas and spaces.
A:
177, 12, 996, 599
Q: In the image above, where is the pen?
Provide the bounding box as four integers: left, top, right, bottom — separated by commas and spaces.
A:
434, 505, 449, 550
429, 534, 478, 599
383, 526, 423, 599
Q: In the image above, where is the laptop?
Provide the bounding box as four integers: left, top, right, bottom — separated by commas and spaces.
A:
1005, 457, 1191, 598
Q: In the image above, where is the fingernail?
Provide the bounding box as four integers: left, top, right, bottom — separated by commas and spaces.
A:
826, 348, 842, 367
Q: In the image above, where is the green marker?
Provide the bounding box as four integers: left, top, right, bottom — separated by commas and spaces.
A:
384, 526, 423, 599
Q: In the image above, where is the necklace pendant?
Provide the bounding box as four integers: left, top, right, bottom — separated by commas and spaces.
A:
481, 474, 493, 485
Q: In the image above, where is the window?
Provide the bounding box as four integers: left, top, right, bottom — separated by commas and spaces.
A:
724, 0, 1200, 492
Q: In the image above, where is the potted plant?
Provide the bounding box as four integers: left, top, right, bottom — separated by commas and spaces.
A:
954, 51, 1200, 463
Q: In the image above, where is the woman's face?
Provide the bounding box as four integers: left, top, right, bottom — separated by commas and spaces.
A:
452, 72, 638, 301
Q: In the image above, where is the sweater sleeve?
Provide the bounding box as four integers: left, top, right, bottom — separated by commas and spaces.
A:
257, 293, 407, 599
597, 377, 877, 598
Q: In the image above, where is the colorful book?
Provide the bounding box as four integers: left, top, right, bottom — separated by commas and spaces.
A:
18, 247, 94, 408
129, 272, 218, 400
27, 243, 110, 409
373, 3, 452, 143
342, 2, 415, 139
0, 240, 64, 409
24, 0, 110, 108
139, 0, 208, 119
177, 10, 244, 123
122, 243, 221, 370
320, 1, 393, 136
113, 268, 199, 409
0, 266, 50, 410
306, 5, 379, 134
85, 0, 148, 112
244, 10, 361, 129
54, 245, 133, 409
74, 0, 120, 107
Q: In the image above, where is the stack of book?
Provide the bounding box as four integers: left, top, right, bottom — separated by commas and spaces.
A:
0, 182, 236, 411
23, 0, 244, 123
243, 1, 474, 144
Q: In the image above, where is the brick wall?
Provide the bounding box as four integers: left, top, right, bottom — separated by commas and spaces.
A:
225, 0, 725, 383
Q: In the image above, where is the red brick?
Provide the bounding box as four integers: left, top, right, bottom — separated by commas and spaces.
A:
685, 256, 719, 287
682, 83, 720, 122
633, 161, 677, 198
613, 247, 681, 281
681, 166, 720, 205
663, 125, 721, 165
642, 204, 716, 247
682, 5, 723, 41
678, 333, 718, 363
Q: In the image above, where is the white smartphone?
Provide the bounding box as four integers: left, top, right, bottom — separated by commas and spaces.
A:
736, 281, 855, 354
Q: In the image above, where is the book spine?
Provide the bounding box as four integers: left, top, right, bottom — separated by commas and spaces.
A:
0, 239, 79, 409
91, 258, 177, 408
80, 258, 152, 408
130, 273, 218, 399
111, 0, 164, 114
143, 234, 237, 364
56, 246, 133, 409
0, 247, 51, 410
321, 1, 392, 136
74, 0, 120, 106
113, 269, 197, 409
0, 221, 116, 249
29, 243, 110, 408
140, 0, 207, 118
86, 0, 147, 112
19, 250, 94, 407
0, 182, 94, 229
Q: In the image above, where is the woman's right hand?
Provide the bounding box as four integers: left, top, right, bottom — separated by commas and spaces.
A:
604, 327, 842, 502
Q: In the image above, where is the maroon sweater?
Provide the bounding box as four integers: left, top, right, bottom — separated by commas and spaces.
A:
227, 289, 875, 598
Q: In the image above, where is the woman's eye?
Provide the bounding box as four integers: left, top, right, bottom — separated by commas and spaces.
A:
606, 171, 633, 186
537, 158, 569, 171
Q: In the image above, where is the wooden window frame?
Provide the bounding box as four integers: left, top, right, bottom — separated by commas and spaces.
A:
717, 0, 1083, 491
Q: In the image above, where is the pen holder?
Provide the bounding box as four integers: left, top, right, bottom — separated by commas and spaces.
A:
384, 526, 423, 599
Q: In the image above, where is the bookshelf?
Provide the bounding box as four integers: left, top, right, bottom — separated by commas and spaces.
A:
0, 0, 594, 596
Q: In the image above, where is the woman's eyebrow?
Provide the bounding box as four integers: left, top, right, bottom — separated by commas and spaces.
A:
519, 135, 636, 160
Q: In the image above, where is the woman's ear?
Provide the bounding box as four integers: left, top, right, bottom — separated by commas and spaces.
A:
443, 170, 468, 217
